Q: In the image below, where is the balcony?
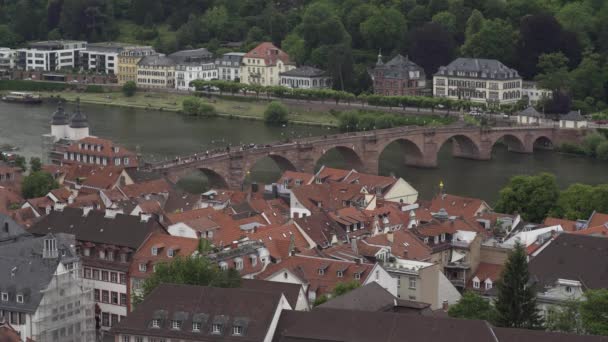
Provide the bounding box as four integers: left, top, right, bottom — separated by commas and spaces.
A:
445, 260, 470, 269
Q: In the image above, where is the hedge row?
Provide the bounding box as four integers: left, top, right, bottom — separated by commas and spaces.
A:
0, 80, 72, 91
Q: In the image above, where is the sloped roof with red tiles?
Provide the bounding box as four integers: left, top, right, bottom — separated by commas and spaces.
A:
8, 207, 37, 228
277, 170, 314, 188
291, 182, 368, 214
570, 224, 608, 237
467, 262, 503, 289
587, 212, 608, 228
121, 178, 171, 198
248, 222, 310, 259
413, 217, 484, 237
257, 255, 375, 296
0, 163, 21, 175
427, 194, 490, 219
26, 196, 54, 211
63, 164, 126, 190
130, 232, 200, 280
543, 217, 577, 232
364, 229, 432, 261
244, 42, 294, 66
315, 167, 352, 183
294, 212, 348, 247
69, 193, 104, 209
135, 199, 163, 215
0, 187, 23, 215
50, 187, 71, 201
342, 172, 396, 194
66, 137, 137, 163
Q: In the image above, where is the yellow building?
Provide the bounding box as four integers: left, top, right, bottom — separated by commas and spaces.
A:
240, 42, 295, 86
136, 55, 176, 89
117, 46, 155, 85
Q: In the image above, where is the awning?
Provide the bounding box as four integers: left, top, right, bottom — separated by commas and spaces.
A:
451, 250, 466, 263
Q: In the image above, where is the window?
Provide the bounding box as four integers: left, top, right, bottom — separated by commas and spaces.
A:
93, 269, 100, 280
120, 293, 127, 306
139, 263, 147, 272
122, 336, 130, 342
485, 280, 492, 290
172, 320, 181, 329
212, 324, 222, 334
192, 322, 201, 332
102, 291, 109, 303
441, 233, 446, 242
473, 279, 480, 289
94, 289, 100, 301
99, 250, 105, 259
233, 325, 243, 336
152, 319, 160, 328
111, 314, 119, 326
354, 272, 361, 280
337, 270, 343, 278
84, 267, 92, 278
111, 292, 118, 305
565, 286, 572, 293
102, 313, 109, 327
110, 272, 118, 283
120, 274, 127, 284
151, 247, 158, 256
1, 293, 7, 301
135, 337, 143, 342
397, 276, 401, 288
101, 271, 108, 281
16, 294, 23, 303
167, 249, 174, 257
409, 277, 417, 289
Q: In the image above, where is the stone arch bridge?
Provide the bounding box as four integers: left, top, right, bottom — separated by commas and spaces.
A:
149, 126, 588, 189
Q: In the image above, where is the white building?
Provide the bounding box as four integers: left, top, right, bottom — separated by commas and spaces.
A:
240, 42, 296, 86
522, 81, 552, 105
559, 110, 588, 129
433, 58, 523, 106
279, 66, 332, 89
170, 48, 217, 91
50, 99, 90, 142
0, 48, 16, 72
79, 42, 135, 74
17, 40, 87, 71
216, 52, 245, 81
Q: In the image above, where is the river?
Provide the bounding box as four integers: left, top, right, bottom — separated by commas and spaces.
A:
1, 101, 606, 204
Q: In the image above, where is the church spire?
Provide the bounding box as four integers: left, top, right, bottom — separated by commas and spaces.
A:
377, 49, 383, 65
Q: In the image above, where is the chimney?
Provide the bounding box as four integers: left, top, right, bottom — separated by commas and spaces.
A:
351, 239, 358, 254
387, 231, 394, 243
442, 300, 449, 311
231, 240, 239, 249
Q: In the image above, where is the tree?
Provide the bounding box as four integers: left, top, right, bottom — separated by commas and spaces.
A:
494, 243, 543, 329
580, 289, 608, 335
432, 12, 458, 36
581, 133, 606, 157
408, 23, 455, 77
448, 292, 495, 321
360, 6, 407, 52
569, 52, 607, 102
0, 25, 22, 47
29, 157, 41, 173
264, 101, 288, 125
545, 299, 584, 334
122, 81, 136, 97
135, 256, 241, 305
556, 2, 593, 48
407, 5, 430, 31
596, 141, 608, 161
22, 172, 59, 199
465, 9, 484, 39
461, 19, 516, 64
495, 173, 559, 223
313, 280, 360, 307
551, 183, 595, 220
14, 155, 26, 171
535, 53, 571, 92
181, 97, 217, 117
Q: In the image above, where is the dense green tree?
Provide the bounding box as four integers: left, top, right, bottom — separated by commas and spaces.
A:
122, 81, 136, 97
596, 141, 608, 161
407, 5, 430, 30
580, 289, 608, 336
432, 11, 458, 36
535, 53, 571, 92
448, 292, 495, 321
134, 256, 241, 305
495, 173, 559, 223
22, 172, 59, 199
0, 25, 21, 47
14, 155, 26, 171
581, 133, 606, 157
494, 243, 543, 329
281, 33, 306, 65
556, 2, 593, 48
465, 9, 484, 40
429, 0, 449, 15
360, 6, 407, 52
551, 183, 595, 220
408, 23, 455, 79
569, 53, 607, 102
461, 19, 516, 64
545, 299, 584, 334
264, 101, 288, 125
29, 157, 41, 173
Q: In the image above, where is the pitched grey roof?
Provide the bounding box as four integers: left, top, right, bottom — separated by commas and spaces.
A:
435, 57, 520, 80
494, 327, 608, 342
51, 101, 69, 126
0, 233, 77, 314
519, 106, 542, 118
373, 54, 425, 79
69, 98, 88, 128
280, 66, 326, 78
169, 48, 214, 64
111, 284, 284, 341
241, 279, 302, 309
529, 233, 608, 290
0, 213, 30, 244
216, 52, 245, 66
138, 54, 176, 67
28, 207, 163, 249
317, 282, 396, 312
84, 42, 134, 53
560, 110, 586, 121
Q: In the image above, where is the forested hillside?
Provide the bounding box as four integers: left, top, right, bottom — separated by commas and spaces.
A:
1, 0, 607, 111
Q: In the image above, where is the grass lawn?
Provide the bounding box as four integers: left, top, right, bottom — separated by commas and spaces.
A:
38, 90, 339, 126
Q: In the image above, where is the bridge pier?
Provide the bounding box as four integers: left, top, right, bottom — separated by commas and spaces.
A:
452, 140, 492, 161
407, 142, 438, 168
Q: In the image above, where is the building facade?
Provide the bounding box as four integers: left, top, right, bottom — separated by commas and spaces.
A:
279, 66, 332, 89
522, 81, 552, 105
49, 99, 90, 142
240, 42, 295, 86
215, 52, 245, 81
136, 55, 176, 89
80, 42, 136, 74
433, 58, 522, 105
0, 48, 16, 73
371, 54, 426, 96
116, 46, 155, 85
17, 40, 87, 71
171, 48, 217, 91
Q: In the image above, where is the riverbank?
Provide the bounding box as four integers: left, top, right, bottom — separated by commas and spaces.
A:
34, 90, 343, 127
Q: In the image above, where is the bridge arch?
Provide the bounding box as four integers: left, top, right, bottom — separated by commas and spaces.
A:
379, 138, 425, 168
533, 135, 554, 150
198, 167, 230, 189
491, 133, 528, 153
314, 145, 365, 172
243, 153, 298, 184
438, 134, 483, 160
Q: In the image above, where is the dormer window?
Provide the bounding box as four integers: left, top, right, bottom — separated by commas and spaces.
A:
99, 250, 105, 259
434, 236, 439, 244
354, 272, 361, 280
171, 320, 181, 330
151, 247, 158, 256
219, 262, 228, 271
485, 280, 493, 290
1, 292, 7, 301
235, 258, 243, 270
152, 319, 160, 328
337, 270, 343, 278
212, 324, 222, 334
83, 248, 90, 257
139, 263, 147, 272
167, 249, 174, 257
318, 268, 325, 276
441, 233, 446, 242
565, 286, 572, 293
192, 322, 201, 332
232, 325, 243, 336
473, 277, 480, 289
250, 255, 257, 267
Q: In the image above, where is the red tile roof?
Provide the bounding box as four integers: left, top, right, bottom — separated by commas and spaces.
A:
543, 217, 577, 232
413, 217, 483, 237
130, 232, 199, 280
248, 222, 310, 259
570, 225, 608, 237
244, 42, 293, 66
50, 187, 72, 202
316, 167, 352, 183
587, 212, 608, 228
427, 194, 490, 219
121, 178, 171, 198
65, 137, 138, 165
291, 182, 369, 214
364, 229, 432, 261
467, 262, 503, 290
342, 172, 396, 195
294, 212, 348, 247
257, 255, 375, 297
277, 170, 314, 188
0, 187, 22, 215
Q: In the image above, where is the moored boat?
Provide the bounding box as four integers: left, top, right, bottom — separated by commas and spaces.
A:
1, 91, 43, 104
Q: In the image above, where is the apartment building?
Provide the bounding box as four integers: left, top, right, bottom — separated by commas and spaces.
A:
17, 40, 87, 71
136, 55, 175, 89
240, 42, 295, 86
116, 46, 156, 85
80, 42, 135, 74
215, 52, 245, 81
171, 48, 217, 91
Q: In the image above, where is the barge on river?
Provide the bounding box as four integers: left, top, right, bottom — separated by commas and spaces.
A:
1, 91, 42, 104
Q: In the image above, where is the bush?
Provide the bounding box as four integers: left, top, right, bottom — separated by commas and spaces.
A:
596, 141, 608, 161
198, 103, 217, 117
264, 101, 288, 125
581, 133, 606, 157
181, 97, 218, 117
0, 80, 69, 91
22, 172, 59, 199
122, 81, 137, 97
559, 143, 584, 155
84, 85, 104, 93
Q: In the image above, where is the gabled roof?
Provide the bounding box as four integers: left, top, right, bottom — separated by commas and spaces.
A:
244, 42, 293, 66
280, 66, 326, 78
467, 262, 503, 291
121, 178, 171, 198
0, 213, 29, 243
247, 222, 310, 259
519, 106, 542, 118
560, 110, 586, 121
570, 224, 608, 237
294, 212, 347, 247
373, 54, 425, 79
137, 54, 175, 67
587, 211, 608, 228
111, 284, 286, 341
316, 282, 396, 312
130, 232, 199, 279
241, 279, 303, 310
276, 170, 314, 188
427, 194, 490, 219
529, 233, 608, 290
435, 57, 520, 80
291, 182, 368, 214
364, 229, 432, 261
315, 166, 351, 182
28, 207, 164, 249
543, 217, 577, 232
